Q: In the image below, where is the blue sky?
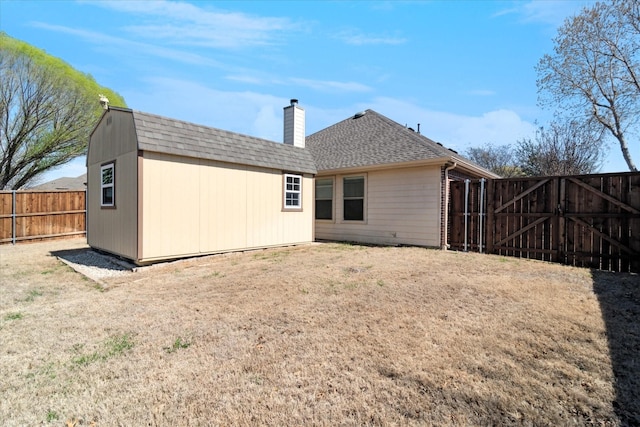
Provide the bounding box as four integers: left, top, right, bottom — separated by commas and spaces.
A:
3, 0, 633, 183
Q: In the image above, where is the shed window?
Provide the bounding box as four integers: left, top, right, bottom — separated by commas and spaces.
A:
315, 178, 333, 220
101, 163, 115, 207
284, 174, 302, 209
343, 176, 364, 221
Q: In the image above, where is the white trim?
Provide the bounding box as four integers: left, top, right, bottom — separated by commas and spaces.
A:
284, 173, 302, 209
100, 163, 115, 207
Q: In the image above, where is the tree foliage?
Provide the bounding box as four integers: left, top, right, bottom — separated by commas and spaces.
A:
537, 0, 640, 171
466, 119, 605, 177
0, 32, 126, 189
465, 144, 523, 177
515, 120, 606, 176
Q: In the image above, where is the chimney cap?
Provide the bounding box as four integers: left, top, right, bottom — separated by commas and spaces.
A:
290, 99, 298, 106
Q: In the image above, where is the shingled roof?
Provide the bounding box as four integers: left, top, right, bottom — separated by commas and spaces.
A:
306, 109, 468, 172
30, 174, 87, 191
131, 110, 317, 174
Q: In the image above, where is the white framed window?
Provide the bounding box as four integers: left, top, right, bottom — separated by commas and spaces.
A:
284, 173, 302, 209
315, 178, 334, 220
100, 162, 115, 207
343, 176, 365, 221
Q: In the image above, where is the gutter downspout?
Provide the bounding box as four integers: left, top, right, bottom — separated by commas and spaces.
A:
442, 161, 457, 249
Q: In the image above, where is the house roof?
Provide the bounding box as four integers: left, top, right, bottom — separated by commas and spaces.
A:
129, 109, 317, 175
306, 109, 495, 176
29, 173, 87, 191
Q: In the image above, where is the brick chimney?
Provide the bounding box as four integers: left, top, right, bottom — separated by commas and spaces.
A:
283, 99, 305, 148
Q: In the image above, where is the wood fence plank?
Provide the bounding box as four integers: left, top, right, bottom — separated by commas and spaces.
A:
448, 172, 640, 273
0, 190, 86, 244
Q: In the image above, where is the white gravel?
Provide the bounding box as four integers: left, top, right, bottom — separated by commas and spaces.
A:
56, 249, 136, 283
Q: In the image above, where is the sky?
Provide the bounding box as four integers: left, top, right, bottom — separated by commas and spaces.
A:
3, 0, 636, 184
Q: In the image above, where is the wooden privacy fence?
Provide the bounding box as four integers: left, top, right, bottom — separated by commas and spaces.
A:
0, 191, 86, 244
449, 172, 640, 273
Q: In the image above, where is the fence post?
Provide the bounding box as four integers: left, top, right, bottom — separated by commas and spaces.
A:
479, 178, 485, 253
558, 178, 566, 265
11, 191, 16, 245
485, 180, 495, 254
464, 179, 470, 252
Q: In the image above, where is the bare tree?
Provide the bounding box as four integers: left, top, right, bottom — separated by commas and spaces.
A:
515, 119, 606, 176
465, 144, 522, 177
0, 33, 125, 189
537, 0, 640, 171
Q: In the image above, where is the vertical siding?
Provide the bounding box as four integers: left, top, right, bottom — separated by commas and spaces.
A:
283, 105, 305, 147
315, 166, 441, 247
140, 153, 201, 259
140, 152, 313, 262
86, 110, 138, 259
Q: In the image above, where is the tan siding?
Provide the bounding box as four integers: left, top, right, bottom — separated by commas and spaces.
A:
87, 109, 139, 259
245, 166, 278, 248
315, 166, 441, 247
87, 109, 137, 165
199, 161, 248, 252
86, 150, 138, 259
139, 153, 313, 263
140, 153, 201, 259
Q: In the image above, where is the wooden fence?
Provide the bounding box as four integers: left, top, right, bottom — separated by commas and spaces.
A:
449, 172, 640, 273
0, 191, 86, 244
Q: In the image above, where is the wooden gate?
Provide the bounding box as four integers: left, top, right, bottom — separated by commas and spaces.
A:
449, 172, 640, 273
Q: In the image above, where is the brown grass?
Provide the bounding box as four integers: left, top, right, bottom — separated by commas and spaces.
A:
1, 238, 638, 426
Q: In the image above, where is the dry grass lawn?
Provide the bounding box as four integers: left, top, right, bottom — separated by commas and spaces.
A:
1, 238, 639, 426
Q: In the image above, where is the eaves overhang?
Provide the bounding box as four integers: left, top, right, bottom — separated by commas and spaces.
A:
315, 156, 499, 179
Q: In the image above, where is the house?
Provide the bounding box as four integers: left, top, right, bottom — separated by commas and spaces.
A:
86, 101, 316, 265
306, 109, 498, 249
29, 173, 87, 191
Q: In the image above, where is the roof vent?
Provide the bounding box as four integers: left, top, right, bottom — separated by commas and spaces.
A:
354, 111, 366, 119
290, 99, 298, 106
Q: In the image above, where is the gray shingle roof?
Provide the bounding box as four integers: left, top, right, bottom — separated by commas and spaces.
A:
306, 109, 464, 171
29, 174, 87, 191
132, 111, 317, 174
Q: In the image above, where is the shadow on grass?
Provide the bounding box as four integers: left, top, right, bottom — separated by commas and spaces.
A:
592, 270, 640, 426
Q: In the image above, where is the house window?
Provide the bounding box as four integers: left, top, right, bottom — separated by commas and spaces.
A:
284, 173, 302, 209
101, 162, 115, 207
343, 176, 364, 221
315, 178, 333, 220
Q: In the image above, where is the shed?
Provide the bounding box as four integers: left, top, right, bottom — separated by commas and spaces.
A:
306, 109, 498, 248
86, 103, 315, 264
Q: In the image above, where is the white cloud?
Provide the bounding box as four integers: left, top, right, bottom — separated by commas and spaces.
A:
252, 105, 281, 142
225, 74, 372, 93
124, 77, 290, 141
30, 22, 224, 67
91, 0, 297, 49
334, 29, 407, 46
497, 1, 595, 27
290, 78, 372, 93
361, 97, 537, 153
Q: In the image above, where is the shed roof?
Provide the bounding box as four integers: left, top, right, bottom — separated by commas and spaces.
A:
306, 109, 489, 174
129, 109, 317, 174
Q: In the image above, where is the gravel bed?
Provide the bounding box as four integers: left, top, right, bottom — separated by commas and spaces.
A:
56, 248, 136, 283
